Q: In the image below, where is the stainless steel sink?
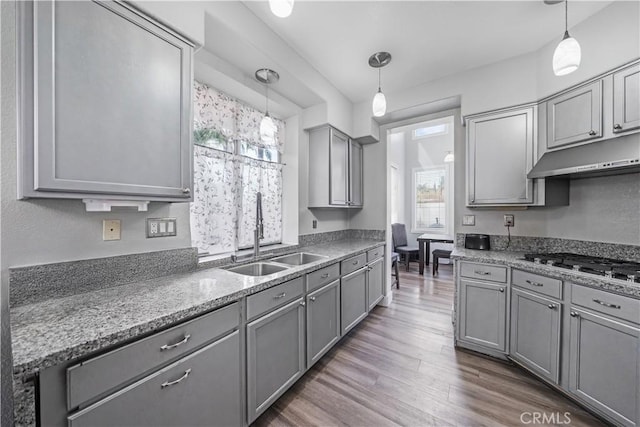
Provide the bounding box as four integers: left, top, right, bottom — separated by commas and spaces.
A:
270, 252, 327, 266
226, 262, 289, 277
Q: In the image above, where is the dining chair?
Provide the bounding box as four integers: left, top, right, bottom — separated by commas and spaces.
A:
391, 223, 419, 271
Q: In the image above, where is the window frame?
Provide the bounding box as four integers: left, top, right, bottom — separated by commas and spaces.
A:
411, 164, 453, 236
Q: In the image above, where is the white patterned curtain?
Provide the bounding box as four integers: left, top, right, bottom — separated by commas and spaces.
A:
190, 81, 284, 256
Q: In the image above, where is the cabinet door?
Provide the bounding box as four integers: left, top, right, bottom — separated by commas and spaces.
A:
458, 279, 507, 352
307, 280, 341, 368
247, 298, 305, 423
613, 63, 640, 134
68, 332, 241, 427
569, 308, 639, 427
341, 268, 368, 335
329, 129, 349, 205
547, 80, 602, 149
367, 257, 384, 310
510, 288, 561, 383
467, 107, 534, 205
349, 141, 363, 207
18, 1, 193, 201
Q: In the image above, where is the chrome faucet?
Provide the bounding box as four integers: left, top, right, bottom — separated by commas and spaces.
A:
254, 192, 264, 257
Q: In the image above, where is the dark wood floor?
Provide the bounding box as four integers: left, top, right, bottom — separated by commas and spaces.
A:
253, 263, 604, 426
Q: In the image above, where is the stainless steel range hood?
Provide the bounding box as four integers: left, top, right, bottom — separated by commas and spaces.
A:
528, 137, 640, 179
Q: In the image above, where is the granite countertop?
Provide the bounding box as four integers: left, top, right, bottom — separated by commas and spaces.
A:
451, 248, 640, 299
11, 239, 384, 380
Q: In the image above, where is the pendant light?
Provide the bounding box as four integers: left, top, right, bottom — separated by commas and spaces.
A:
443, 151, 454, 163
269, 0, 294, 18
255, 68, 279, 144
369, 52, 392, 117
552, 0, 581, 76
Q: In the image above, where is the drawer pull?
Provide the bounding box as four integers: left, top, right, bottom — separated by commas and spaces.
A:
300, 301, 306, 307
570, 311, 580, 317
310, 296, 316, 302
353, 260, 359, 265
373, 252, 379, 257
321, 273, 330, 279
592, 299, 621, 309
161, 369, 191, 388
160, 334, 191, 351
475, 270, 491, 275
548, 304, 556, 310
273, 292, 287, 300
526, 280, 544, 287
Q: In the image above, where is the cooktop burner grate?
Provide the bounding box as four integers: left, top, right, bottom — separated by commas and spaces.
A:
523, 252, 640, 283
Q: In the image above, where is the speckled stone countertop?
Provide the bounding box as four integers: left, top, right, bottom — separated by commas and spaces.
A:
451, 248, 640, 299
11, 239, 384, 381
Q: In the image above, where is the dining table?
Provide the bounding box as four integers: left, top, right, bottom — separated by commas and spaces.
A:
417, 233, 454, 275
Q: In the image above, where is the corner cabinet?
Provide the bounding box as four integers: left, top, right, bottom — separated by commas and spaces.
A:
308, 126, 363, 208
17, 1, 194, 201
466, 106, 535, 206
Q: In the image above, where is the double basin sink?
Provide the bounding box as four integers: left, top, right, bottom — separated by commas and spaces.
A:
225, 252, 327, 277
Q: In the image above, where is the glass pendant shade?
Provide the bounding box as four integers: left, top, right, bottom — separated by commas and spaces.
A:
443, 151, 454, 163
269, 0, 294, 18
372, 90, 387, 117
260, 114, 277, 144
553, 32, 581, 76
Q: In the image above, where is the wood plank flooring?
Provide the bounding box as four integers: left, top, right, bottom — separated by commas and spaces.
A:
253, 264, 605, 427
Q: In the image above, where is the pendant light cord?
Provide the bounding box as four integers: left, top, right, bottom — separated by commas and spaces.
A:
565, 0, 568, 32
265, 84, 269, 115
378, 68, 382, 92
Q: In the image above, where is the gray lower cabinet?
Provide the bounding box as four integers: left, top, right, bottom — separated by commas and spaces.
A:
341, 267, 369, 335
18, 1, 193, 201
510, 288, 561, 383
306, 279, 341, 368
568, 307, 639, 427
367, 257, 384, 311
67, 331, 241, 427
247, 297, 306, 423
458, 279, 507, 352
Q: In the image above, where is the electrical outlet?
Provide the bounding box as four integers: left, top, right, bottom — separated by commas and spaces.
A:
504, 214, 515, 227
462, 215, 475, 226
103, 219, 121, 241
147, 218, 177, 238
312, 219, 318, 229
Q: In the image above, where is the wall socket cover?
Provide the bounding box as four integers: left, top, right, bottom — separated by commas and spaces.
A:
147, 218, 177, 238
462, 215, 475, 226
504, 214, 515, 227
103, 219, 121, 241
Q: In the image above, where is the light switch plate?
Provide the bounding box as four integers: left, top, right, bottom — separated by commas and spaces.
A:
147, 218, 177, 238
103, 219, 121, 241
462, 215, 475, 226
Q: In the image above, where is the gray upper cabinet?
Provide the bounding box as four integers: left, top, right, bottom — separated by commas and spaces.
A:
458, 278, 507, 352
306, 279, 341, 368
613, 63, 640, 134
510, 288, 561, 384
341, 267, 368, 335
367, 257, 384, 311
18, 1, 194, 201
247, 297, 306, 424
67, 332, 241, 427
568, 308, 639, 427
466, 106, 534, 205
308, 126, 363, 208
546, 80, 603, 149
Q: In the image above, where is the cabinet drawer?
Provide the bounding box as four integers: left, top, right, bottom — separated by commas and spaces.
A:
367, 247, 384, 262
68, 332, 241, 427
67, 302, 239, 410
341, 253, 367, 276
571, 284, 640, 325
512, 269, 562, 299
247, 277, 304, 320
460, 262, 507, 283
307, 263, 340, 293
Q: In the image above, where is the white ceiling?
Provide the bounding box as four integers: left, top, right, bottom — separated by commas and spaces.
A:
221, 0, 613, 106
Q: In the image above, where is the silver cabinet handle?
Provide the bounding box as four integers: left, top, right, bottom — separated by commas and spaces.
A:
475, 270, 491, 275
161, 369, 191, 388
570, 311, 580, 317
352, 260, 359, 265
160, 334, 191, 351
613, 124, 623, 130
548, 304, 556, 310
309, 296, 316, 302
321, 273, 330, 279
182, 188, 191, 194
526, 280, 544, 287
373, 252, 379, 257
588, 130, 597, 136
592, 299, 621, 309
499, 288, 505, 293
273, 292, 286, 300
300, 301, 306, 307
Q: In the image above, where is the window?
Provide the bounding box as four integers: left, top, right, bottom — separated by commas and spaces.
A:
412, 123, 448, 139
190, 81, 284, 256
412, 165, 453, 235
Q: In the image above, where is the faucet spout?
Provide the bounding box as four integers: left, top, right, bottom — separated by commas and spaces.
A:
254, 192, 264, 257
